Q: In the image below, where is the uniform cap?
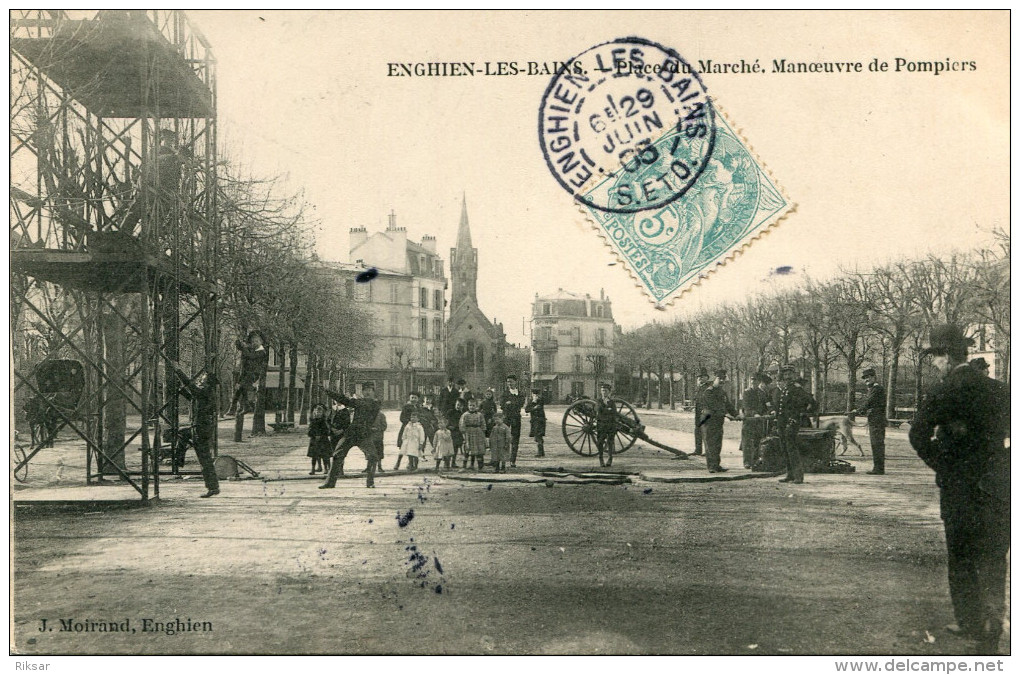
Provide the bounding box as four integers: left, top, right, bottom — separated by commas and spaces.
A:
714, 369, 727, 379
970, 357, 990, 370
779, 364, 797, 374
751, 372, 772, 384
697, 368, 710, 378
861, 367, 876, 378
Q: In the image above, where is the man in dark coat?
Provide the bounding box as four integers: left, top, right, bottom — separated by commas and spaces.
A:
854, 367, 888, 475
692, 368, 711, 456
438, 377, 458, 416
394, 391, 421, 470
740, 372, 771, 469
170, 362, 220, 498
594, 382, 620, 468
909, 324, 1010, 653
320, 383, 382, 487
771, 365, 815, 484
698, 369, 739, 473
500, 375, 526, 467
226, 331, 268, 416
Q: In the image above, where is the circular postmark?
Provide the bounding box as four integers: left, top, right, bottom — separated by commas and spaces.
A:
538, 37, 716, 214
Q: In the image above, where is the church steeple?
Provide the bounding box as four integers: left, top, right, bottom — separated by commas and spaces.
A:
450, 192, 478, 310
456, 193, 472, 250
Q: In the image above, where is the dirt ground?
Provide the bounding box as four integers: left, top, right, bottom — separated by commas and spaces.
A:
10, 407, 1010, 655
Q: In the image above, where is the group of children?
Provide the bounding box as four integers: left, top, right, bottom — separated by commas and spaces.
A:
307, 387, 548, 477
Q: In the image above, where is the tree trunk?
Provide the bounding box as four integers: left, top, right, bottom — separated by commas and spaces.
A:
274, 345, 285, 427
645, 361, 652, 409
100, 306, 127, 475
669, 361, 676, 410
300, 348, 313, 425
251, 369, 267, 435
886, 343, 901, 420
287, 344, 298, 423
844, 347, 858, 412
657, 361, 664, 409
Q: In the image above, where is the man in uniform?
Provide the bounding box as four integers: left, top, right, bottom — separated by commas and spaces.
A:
771, 365, 815, 484
692, 368, 711, 456
320, 382, 382, 487
169, 361, 220, 498
594, 382, 620, 468
909, 325, 1010, 653
854, 367, 888, 475
500, 375, 526, 467
698, 369, 739, 473
740, 372, 771, 469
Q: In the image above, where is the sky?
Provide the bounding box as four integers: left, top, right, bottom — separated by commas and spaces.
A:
189, 10, 1008, 344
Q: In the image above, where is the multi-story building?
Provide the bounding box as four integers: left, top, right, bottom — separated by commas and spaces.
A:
313, 213, 447, 404
531, 289, 617, 402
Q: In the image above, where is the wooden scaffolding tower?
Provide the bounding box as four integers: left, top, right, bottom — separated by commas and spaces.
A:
10, 10, 219, 502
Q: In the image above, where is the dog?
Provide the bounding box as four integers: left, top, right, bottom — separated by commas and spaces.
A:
820, 415, 865, 456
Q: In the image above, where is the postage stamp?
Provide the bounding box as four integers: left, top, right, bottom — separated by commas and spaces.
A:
538, 37, 794, 307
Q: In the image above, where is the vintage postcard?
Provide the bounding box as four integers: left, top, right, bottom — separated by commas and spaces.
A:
9, 10, 1009, 668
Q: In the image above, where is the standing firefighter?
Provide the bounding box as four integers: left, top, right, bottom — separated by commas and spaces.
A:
697, 369, 739, 473
169, 362, 219, 498
319, 383, 381, 488
854, 367, 887, 475
594, 382, 621, 468
500, 375, 526, 467
740, 372, 772, 469
692, 368, 711, 456
771, 365, 814, 484
909, 325, 1010, 653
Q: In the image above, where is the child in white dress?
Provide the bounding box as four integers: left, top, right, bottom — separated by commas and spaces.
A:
398, 412, 426, 471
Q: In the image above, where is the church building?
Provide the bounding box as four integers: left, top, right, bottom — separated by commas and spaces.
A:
446, 195, 510, 392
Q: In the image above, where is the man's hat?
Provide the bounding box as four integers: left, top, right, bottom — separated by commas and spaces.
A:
506, 374, 518, 380
697, 368, 710, 379
599, 382, 612, 390
861, 367, 876, 378
751, 372, 772, 384
779, 364, 797, 374
970, 357, 990, 370
456, 378, 467, 385
714, 369, 727, 379
922, 324, 974, 356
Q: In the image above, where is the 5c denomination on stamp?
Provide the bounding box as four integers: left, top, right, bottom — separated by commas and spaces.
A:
539, 37, 794, 307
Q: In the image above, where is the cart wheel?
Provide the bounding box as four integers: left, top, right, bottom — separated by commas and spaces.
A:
562, 399, 598, 456
12, 444, 29, 483
610, 398, 640, 454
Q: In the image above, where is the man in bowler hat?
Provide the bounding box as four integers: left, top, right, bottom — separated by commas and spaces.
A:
909, 324, 1010, 653
854, 367, 888, 474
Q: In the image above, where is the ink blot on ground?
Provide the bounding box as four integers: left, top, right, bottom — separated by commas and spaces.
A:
396, 509, 415, 527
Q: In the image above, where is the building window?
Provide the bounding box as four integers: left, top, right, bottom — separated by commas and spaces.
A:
538, 352, 554, 373
435, 345, 442, 367
420, 317, 428, 339
595, 304, 604, 318
434, 289, 442, 310
390, 283, 399, 304
433, 317, 442, 341
573, 354, 582, 373
571, 381, 585, 397
457, 345, 465, 361
572, 326, 581, 346
592, 355, 608, 373
355, 280, 372, 302
420, 287, 428, 308
475, 346, 484, 373
390, 312, 399, 337
597, 328, 605, 346
542, 303, 552, 316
